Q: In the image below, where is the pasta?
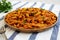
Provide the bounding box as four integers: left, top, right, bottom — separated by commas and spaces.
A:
5, 8, 57, 29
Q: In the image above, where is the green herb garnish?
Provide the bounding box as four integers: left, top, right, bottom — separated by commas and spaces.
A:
0, 0, 12, 13
23, 19, 27, 24
30, 12, 36, 16
41, 8, 45, 10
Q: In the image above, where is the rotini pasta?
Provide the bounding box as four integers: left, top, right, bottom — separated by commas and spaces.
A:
5, 8, 57, 29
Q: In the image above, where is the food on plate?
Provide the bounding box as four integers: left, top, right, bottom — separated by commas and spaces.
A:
4, 8, 57, 32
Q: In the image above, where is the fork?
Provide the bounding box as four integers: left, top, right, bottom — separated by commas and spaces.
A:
0, 26, 8, 40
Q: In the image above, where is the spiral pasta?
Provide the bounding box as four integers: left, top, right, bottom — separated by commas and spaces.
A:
5, 8, 57, 29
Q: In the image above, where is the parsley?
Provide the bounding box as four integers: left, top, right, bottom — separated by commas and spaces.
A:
41, 8, 45, 10
30, 12, 36, 16
0, 0, 12, 13
23, 19, 27, 24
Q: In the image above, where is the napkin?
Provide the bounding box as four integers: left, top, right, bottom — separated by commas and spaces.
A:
0, 1, 60, 40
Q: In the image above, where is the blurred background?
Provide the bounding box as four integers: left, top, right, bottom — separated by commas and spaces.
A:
7, 0, 60, 5
0, 0, 60, 5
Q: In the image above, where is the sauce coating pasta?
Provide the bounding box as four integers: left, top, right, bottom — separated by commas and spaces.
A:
5, 8, 57, 29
